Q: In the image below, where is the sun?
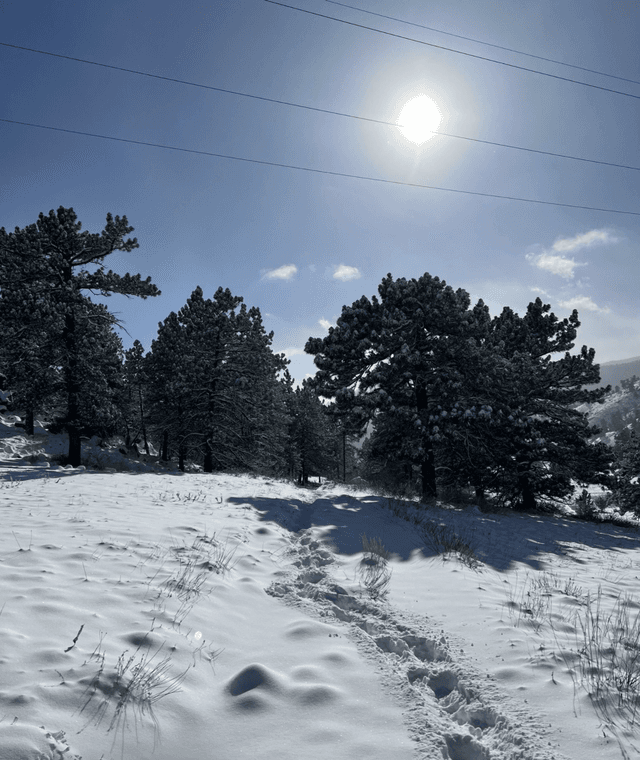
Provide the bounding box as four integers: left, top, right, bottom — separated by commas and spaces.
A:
397, 95, 442, 145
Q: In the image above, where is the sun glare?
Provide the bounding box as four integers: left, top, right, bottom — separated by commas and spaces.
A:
397, 95, 442, 145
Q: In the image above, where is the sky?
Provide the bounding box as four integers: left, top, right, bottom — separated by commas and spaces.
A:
1, 0, 640, 387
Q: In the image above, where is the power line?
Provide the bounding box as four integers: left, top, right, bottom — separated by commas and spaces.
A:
1, 41, 638, 174
325, 0, 640, 89
1, 117, 638, 216
265, 1, 640, 102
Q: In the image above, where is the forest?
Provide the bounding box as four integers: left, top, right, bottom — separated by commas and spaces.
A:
2, 206, 639, 516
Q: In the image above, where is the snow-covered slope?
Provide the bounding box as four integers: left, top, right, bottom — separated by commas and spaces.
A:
0, 414, 639, 759
576, 378, 640, 446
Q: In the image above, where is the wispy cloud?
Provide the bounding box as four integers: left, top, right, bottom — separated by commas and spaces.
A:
552, 229, 618, 253
526, 228, 618, 279
526, 251, 583, 279
280, 346, 306, 357
557, 295, 611, 314
333, 264, 361, 282
262, 264, 297, 281
318, 318, 332, 331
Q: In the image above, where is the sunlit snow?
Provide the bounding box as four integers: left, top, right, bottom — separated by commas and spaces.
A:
0, 412, 638, 759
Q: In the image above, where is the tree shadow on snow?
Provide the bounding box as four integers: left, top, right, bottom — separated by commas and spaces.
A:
227, 491, 640, 572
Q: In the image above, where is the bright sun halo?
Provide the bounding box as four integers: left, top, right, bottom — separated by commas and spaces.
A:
397, 95, 442, 145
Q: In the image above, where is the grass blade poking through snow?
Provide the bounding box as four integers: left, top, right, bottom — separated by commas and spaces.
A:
358, 533, 392, 600
78, 635, 191, 758
419, 519, 480, 569
575, 587, 640, 730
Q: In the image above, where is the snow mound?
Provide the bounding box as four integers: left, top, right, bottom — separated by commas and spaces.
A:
0, 724, 81, 760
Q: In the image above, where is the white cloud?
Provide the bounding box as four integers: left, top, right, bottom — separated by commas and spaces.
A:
552, 229, 617, 253
263, 264, 297, 281
333, 264, 361, 282
525, 251, 584, 279
280, 346, 306, 357
526, 228, 618, 279
557, 295, 611, 314
318, 318, 332, 331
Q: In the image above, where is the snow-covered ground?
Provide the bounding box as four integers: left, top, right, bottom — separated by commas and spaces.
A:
1, 415, 640, 759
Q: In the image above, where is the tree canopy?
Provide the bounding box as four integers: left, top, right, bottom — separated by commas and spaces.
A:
0, 207, 159, 464
306, 272, 611, 509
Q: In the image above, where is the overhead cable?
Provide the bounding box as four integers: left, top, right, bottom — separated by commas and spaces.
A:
0, 41, 637, 173
1, 117, 638, 216
264, 1, 640, 102
325, 0, 640, 88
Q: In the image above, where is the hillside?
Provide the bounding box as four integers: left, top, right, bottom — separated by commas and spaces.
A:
1, 413, 640, 759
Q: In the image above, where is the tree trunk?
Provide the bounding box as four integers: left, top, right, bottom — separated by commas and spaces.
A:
517, 472, 536, 511
204, 440, 213, 473
179, 445, 185, 472
63, 272, 82, 468
515, 455, 536, 511
138, 387, 149, 455
415, 377, 437, 501
343, 429, 346, 483
25, 407, 34, 436
161, 429, 169, 461
421, 441, 437, 500
67, 426, 82, 467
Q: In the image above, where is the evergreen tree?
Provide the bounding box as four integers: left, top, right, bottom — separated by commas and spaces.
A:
326, 416, 362, 484
122, 340, 150, 454
460, 299, 613, 510
306, 272, 492, 500
612, 431, 640, 515
359, 410, 422, 496
221, 301, 290, 476
145, 311, 192, 469
71, 300, 125, 439
289, 379, 336, 485
0, 225, 64, 433
279, 369, 303, 482
147, 287, 291, 474
0, 207, 159, 465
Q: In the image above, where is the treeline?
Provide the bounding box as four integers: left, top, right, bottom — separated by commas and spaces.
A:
2, 206, 639, 515
0, 207, 360, 483
305, 272, 617, 512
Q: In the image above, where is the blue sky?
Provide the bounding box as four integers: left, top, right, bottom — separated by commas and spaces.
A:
2, 0, 639, 386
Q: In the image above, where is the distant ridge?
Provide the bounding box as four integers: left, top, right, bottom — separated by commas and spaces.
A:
588, 354, 640, 389
600, 355, 640, 367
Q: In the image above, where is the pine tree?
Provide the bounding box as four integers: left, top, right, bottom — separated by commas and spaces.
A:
71, 300, 125, 439
459, 299, 613, 510
122, 340, 150, 454
289, 379, 336, 485
325, 416, 362, 484
147, 287, 291, 473
220, 301, 290, 475
145, 311, 192, 469
0, 207, 159, 465
359, 410, 421, 496
306, 272, 492, 500
612, 431, 640, 515
0, 225, 64, 433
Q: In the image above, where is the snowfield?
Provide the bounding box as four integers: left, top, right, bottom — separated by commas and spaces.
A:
0, 417, 640, 759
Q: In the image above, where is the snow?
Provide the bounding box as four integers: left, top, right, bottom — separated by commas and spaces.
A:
0, 414, 639, 759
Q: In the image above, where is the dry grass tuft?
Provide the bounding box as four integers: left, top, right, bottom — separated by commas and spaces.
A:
358, 533, 393, 600
78, 634, 191, 758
